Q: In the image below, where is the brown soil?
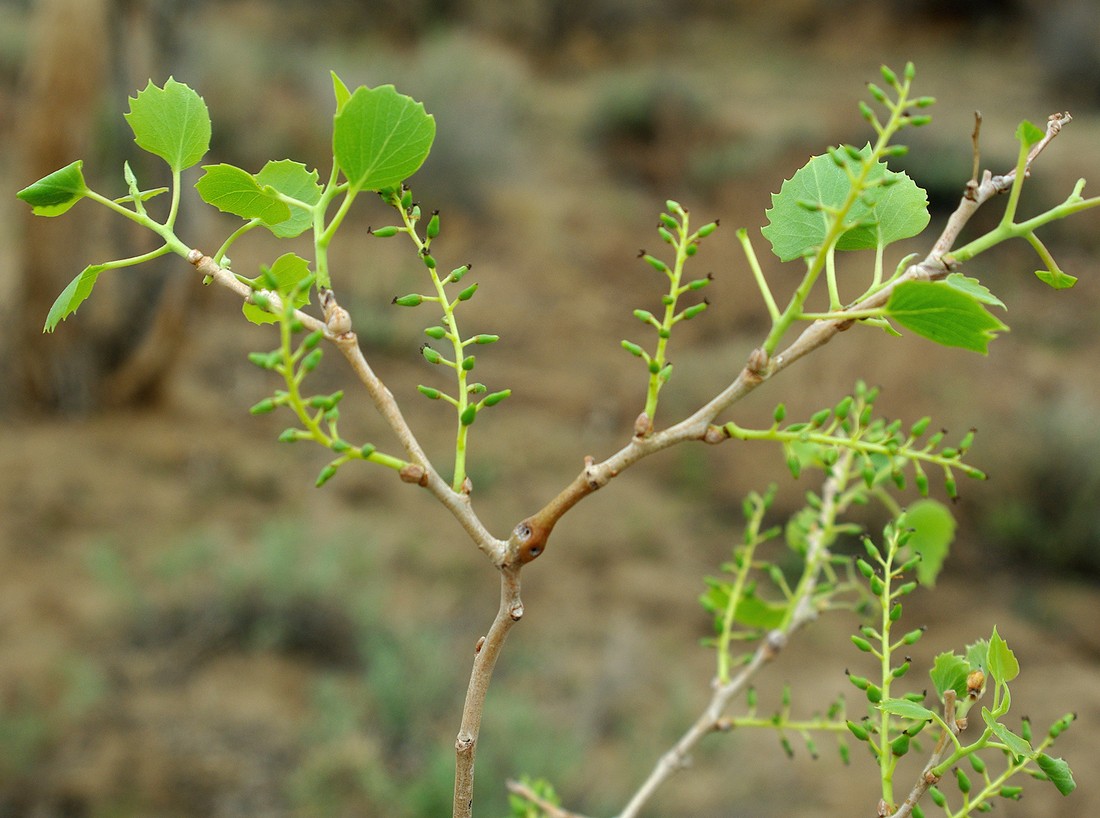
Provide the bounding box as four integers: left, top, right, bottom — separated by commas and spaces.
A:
2, 3, 1099, 817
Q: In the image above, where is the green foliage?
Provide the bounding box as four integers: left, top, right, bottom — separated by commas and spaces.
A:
332, 82, 436, 192
886, 280, 1008, 353
15, 159, 89, 215
17, 60, 1097, 818
125, 77, 212, 172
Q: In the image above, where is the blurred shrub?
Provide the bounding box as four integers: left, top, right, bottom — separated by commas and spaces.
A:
82, 522, 580, 817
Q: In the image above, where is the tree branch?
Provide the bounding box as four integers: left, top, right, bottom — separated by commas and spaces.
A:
615, 453, 849, 818
507, 111, 1073, 564
454, 566, 525, 818
185, 250, 507, 563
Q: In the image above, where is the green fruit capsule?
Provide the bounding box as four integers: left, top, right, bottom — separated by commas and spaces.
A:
393, 293, 424, 307
912, 805, 924, 818
417, 385, 442, 400
867, 82, 887, 102
249, 397, 277, 415
482, 390, 511, 407
1020, 717, 1033, 743
869, 575, 885, 595
859, 101, 875, 123
460, 405, 477, 426
856, 558, 875, 579
426, 210, 440, 239
303, 330, 324, 351
1049, 713, 1075, 739
643, 254, 668, 273
969, 755, 986, 774
633, 308, 656, 324
914, 96, 936, 108
892, 660, 911, 678
688, 275, 713, 290
371, 225, 399, 238
865, 684, 882, 704
880, 64, 899, 88
621, 340, 645, 358
331, 439, 351, 453
461, 356, 476, 371
902, 626, 925, 645
846, 671, 870, 690
773, 403, 786, 423
421, 253, 436, 269
424, 326, 447, 340
315, 464, 338, 487
846, 720, 869, 741
697, 220, 718, 238
658, 226, 674, 245
909, 115, 933, 127
359, 443, 376, 458
302, 349, 324, 372
955, 767, 971, 794
851, 635, 874, 653
457, 283, 478, 301
896, 581, 918, 597
889, 602, 903, 622
681, 302, 708, 320
685, 243, 698, 256
448, 264, 470, 283
891, 734, 910, 757
247, 351, 278, 370
999, 786, 1023, 800
473, 334, 500, 344
811, 408, 831, 427
277, 428, 302, 443
929, 786, 947, 807
659, 213, 677, 230
910, 416, 931, 437
648, 359, 661, 375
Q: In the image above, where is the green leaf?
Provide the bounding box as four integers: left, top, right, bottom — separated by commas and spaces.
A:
1034, 268, 1077, 289
885, 280, 1009, 353
944, 273, 1006, 309
331, 71, 351, 113
333, 84, 435, 192
195, 164, 291, 224
242, 253, 312, 325
125, 78, 211, 171
930, 652, 969, 701
902, 499, 955, 586
1015, 119, 1045, 149
1035, 754, 1076, 796
16, 161, 89, 216
254, 160, 322, 238
761, 145, 887, 262
43, 264, 107, 332
878, 698, 934, 721
966, 639, 989, 674
982, 708, 1033, 759
987, 626, 1019, 685
836, 169, 930, 251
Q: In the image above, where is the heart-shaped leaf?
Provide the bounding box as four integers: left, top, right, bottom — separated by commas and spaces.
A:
333, 84, 435, 192
125, 78, 211, 171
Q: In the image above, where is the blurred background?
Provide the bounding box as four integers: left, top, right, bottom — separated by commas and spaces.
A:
1, 0, 1098, 816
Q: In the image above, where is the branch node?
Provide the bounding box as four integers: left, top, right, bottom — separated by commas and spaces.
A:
186, 248, 203, 265
474, 636, 486, 654
702, 424, 728, 444
633, 412, 653, 438
399, 463, 429, 486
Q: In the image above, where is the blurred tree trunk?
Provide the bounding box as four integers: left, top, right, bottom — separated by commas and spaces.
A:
13, 0, 195, 414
